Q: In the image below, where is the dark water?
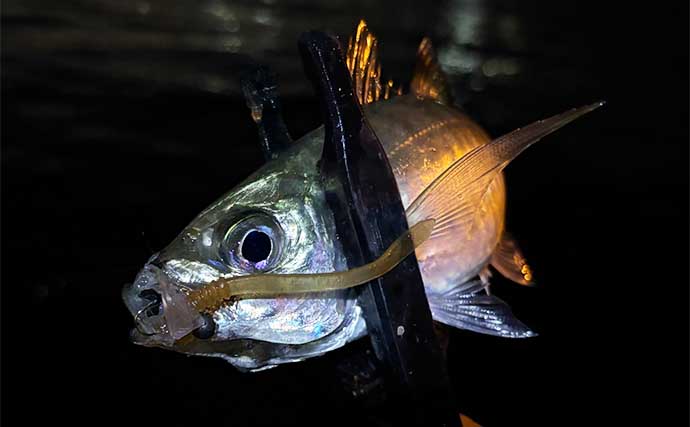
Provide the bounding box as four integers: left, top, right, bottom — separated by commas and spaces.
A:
2, 1, 687, 426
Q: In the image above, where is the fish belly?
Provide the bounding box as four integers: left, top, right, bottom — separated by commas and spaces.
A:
365, 96, 505, 294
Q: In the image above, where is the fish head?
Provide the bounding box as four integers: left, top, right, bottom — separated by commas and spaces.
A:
121, 134, 356, 368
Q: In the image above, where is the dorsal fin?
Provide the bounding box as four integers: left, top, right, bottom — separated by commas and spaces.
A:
410, 37, 452, 105
345, 20, 402, 105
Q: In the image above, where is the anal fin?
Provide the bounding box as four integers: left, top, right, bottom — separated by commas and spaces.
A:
427, 280, 536, 338
491, 232, 535, 286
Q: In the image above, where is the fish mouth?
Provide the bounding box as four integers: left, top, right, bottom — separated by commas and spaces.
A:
123, 265, 166, 334
123, 263, 203, 345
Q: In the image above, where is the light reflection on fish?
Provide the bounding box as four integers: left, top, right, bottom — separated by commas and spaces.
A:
122, 21, 602, 371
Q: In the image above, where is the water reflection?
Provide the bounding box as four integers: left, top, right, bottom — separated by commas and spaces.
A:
4, 0, 596, 131
438, 0, 528, 96
3, 0, 538, 98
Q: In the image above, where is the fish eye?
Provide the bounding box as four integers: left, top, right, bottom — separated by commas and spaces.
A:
220, 213, 283, 272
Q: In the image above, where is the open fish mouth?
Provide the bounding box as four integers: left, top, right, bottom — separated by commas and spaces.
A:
123, 263, 204, 345
122, 265, 166, 335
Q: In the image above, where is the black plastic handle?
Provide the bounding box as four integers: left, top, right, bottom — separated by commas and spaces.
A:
299, 30, 461, 427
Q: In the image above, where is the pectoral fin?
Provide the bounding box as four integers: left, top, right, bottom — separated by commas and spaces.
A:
427, 280, 536, 338
491, 232, 534, 286
405, 102, 605, 243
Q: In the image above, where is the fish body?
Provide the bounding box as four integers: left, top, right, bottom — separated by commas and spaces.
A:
122, 22, 602, 371
124, 96, 506, 370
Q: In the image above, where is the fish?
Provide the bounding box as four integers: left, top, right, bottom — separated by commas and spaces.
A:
122, 21, 602, 371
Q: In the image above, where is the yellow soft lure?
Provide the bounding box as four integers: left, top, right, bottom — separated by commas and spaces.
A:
187, 219, 435, 313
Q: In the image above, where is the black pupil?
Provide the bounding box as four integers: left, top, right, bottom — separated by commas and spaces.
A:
241, 230, 271, 263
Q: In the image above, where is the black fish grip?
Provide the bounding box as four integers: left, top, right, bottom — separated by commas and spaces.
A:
298, 31, 461, 427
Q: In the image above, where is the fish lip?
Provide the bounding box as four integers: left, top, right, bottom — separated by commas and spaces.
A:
129, 327, 175, 348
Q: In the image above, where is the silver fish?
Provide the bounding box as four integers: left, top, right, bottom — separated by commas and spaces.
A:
122, 22, 602, 371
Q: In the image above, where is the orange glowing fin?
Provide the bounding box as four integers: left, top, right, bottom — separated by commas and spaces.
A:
345, 20, 402, 105
491, 232, 535, 286
410, 37, 452, 105
460, 413, 482, 427
406, 102, 604, 243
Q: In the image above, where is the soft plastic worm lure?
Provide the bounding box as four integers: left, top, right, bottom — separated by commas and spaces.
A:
187, 219, 435, 313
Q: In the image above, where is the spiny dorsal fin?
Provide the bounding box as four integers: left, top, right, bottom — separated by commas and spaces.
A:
410, 37, 452, 105
345, 20, 402, 105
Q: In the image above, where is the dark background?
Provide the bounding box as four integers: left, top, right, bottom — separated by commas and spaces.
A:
2, 0, 687, 426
